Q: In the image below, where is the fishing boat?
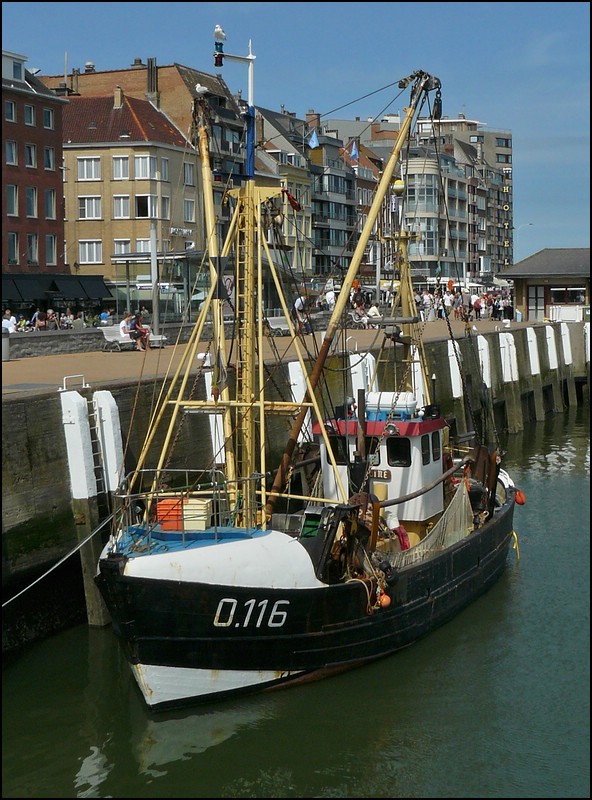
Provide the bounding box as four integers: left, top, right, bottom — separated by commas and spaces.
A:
95, 70, 521, 711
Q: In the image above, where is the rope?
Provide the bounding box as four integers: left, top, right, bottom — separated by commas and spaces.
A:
2, 513, 115, 607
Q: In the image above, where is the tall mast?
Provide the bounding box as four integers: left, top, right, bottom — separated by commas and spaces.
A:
265, 71, 441, 519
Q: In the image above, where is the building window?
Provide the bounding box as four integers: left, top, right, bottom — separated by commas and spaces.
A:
45, 188, 56, 219
8, 232, 19, 263
45, 235, 57, 265
26, 233, 39, 264
25, 143, 37, 167
12, 61, 23, 80
161, 196, 170, 220
550, 286, 586, 304
183, 198, 195, 223
44, 146, 55, 170
43, 107, 55, 129
6, 140, 17, 165
79, 240, 103, 263
496, 154, 512, 164
183, 162, 195, 186
113, 195, 130, 218
135, 195, 158, 218
78, 196, 102, 219
77, 157, 101, 180
161, 157, 169, 182
134, 155, 158, 179
5, 100, 16, 122
25, 186, 38, 218
113, 239, 131, 255
112, 156, 129, 180
6, 184, 17, 216
24, 104, 36, 126
135, 239, 151, 253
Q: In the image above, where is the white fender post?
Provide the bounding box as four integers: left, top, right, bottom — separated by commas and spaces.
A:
60, 390, 110, 626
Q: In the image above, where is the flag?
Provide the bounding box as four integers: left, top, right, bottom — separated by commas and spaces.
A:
308, 129, 319, 149
351, 140, 359, 161
282, 188, 301, 212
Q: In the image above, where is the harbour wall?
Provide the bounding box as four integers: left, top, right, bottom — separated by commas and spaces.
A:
2, 321, 589, 649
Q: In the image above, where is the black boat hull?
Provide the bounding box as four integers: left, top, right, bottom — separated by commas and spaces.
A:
95, 500, 515, 710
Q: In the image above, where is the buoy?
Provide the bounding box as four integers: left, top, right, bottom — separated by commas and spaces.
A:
379, 593, 391, 608
515, 490, 526, 505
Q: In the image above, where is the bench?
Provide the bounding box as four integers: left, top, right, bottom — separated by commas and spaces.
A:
100, 326, 168, 351
347, 311, 383, 330
264, 316, 291, 336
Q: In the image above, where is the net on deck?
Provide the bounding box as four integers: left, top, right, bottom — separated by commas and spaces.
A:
389, 478, 475, 569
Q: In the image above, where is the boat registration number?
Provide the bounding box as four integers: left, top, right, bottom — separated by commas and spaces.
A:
370, 468, 391, 480
213, 597, 289, 628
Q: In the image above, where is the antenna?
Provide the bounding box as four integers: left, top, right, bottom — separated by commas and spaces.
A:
64, 51, 67, 85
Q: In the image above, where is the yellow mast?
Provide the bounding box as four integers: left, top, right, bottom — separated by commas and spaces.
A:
265, 70, 441, 519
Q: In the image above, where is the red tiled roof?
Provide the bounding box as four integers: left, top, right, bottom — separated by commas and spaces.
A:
62, 94, 190, 148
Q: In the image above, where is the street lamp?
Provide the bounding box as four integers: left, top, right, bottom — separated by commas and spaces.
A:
514, 222, 534, 235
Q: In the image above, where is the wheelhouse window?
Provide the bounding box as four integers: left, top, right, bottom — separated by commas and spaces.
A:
325, 434, 350, 466
421, 434, 431, 466
431, 431, 441, 462
386, 437, 411, 468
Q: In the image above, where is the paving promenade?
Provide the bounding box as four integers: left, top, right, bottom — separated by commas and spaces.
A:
2, 318, 527, 400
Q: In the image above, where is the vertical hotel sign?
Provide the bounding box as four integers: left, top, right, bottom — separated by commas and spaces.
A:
502, 168, 512, 266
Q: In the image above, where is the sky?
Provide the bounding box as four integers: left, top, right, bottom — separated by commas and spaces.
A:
3, 1, 590, 263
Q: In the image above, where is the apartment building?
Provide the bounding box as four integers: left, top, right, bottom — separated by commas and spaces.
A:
322, 112, 514, 286
60, 88, 204, 313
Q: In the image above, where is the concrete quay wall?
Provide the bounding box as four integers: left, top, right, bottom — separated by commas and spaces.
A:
2, 321, 589, 594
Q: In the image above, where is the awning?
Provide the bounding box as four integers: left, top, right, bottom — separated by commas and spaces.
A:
11, 275, 51, 302
47, 275, 88, 299
79, 275, 113, 299
2, 272, 113, 303
2, 276, 23, 302
493, 276, 511, 287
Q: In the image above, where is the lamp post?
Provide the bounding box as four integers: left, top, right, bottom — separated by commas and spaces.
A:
512, 222, 533, 264
514, 222, 533, 235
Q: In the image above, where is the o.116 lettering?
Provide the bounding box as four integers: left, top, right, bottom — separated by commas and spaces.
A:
213, 598, 289, 628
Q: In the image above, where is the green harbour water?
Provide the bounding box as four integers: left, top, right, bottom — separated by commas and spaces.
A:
2, 407, 589, 798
